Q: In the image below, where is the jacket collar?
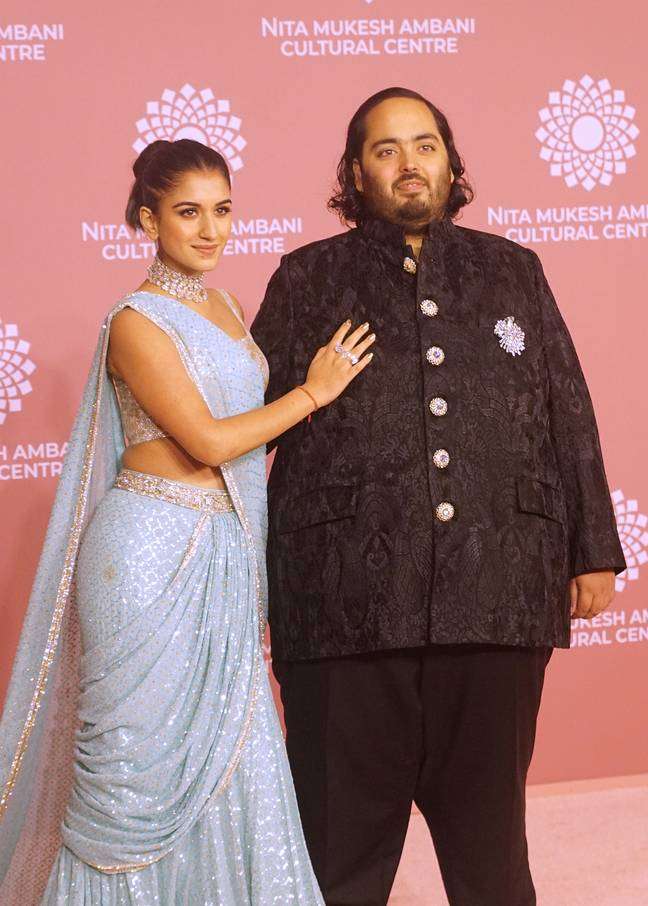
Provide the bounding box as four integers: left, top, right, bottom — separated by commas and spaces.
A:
358, 215, 456, 269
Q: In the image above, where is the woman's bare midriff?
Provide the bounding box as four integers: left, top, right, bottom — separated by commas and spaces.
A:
121, 437, 227, 490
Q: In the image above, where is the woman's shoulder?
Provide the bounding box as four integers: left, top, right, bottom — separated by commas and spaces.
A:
108, 289, 168, 318
105, 292, 180, 343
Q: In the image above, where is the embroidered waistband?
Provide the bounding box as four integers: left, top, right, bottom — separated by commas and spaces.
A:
114, 469, 235, 514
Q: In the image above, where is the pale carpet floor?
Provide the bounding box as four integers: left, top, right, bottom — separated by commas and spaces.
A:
390, 775, 648, 905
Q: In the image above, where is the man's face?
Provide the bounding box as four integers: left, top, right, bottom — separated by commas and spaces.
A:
353, 98, 454, 229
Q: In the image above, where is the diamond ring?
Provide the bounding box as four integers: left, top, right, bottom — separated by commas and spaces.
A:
334, 343, 359, 365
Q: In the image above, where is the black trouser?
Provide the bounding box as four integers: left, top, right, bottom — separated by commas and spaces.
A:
274, 644, 552, 906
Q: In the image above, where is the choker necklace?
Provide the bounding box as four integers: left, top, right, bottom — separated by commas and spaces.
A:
147, 255, 208, 304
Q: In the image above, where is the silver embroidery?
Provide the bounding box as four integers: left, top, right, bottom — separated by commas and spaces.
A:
114, 469, 235, 514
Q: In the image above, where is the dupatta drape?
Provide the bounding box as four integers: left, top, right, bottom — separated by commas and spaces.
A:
0, 292, 268, 902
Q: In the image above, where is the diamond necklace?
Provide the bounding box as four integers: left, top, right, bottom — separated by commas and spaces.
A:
147, 255, 208, 304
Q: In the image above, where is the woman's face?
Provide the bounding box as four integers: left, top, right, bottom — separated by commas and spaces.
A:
140, 169, 232, 274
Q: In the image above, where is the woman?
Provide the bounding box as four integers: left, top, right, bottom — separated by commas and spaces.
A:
0, 138, 375, 904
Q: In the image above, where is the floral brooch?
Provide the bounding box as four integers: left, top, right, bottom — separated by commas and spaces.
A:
494, 316, 525, 356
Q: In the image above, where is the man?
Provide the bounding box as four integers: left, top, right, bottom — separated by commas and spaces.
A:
251, 87, 625, 906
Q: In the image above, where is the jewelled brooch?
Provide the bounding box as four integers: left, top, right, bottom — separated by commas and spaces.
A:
494, 316, 525, 356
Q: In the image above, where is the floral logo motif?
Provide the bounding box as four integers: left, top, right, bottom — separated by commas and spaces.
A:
535, 75, 639, 191
612, 489, 648, 592
133, 83, 246, 173
0, 321, 36, 425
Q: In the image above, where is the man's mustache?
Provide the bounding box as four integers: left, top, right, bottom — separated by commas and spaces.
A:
393, 175, 430, 190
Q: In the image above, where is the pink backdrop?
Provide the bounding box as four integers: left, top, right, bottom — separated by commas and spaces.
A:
2, 0, 647, 783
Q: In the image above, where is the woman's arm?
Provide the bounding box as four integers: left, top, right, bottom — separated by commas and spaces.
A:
108, 307, 373, 468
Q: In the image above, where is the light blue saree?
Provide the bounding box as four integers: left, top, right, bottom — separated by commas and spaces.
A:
0, 291, 323, 904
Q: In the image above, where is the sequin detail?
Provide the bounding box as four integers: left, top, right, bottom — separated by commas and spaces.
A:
2, 290, 323, 904
218, 289, 270, 390
240, 335, 270, 389
114, 469, 234, 513
111, 376, 168, 445
114, 296, 269, 647
64, 488, 283, 881
0, 321, 111, 820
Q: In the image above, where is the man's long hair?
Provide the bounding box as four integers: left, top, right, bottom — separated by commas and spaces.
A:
328, 87, 474, 226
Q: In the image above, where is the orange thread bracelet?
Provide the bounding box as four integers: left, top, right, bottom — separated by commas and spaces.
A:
296, 385, 319, 412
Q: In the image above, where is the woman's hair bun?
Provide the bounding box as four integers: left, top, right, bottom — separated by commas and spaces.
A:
132, 140, 169, 179
125, 138, 231, 231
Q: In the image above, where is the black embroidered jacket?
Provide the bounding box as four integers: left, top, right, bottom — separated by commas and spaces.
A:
251, 217, 626, 661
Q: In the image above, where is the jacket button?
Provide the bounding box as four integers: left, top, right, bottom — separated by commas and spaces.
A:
436, 502, 455, 522
433, 449, 450, 469
426, 346, 445, 365
420, 299, 439, 317
429, 397, 448, 416
403, 256, 417, 274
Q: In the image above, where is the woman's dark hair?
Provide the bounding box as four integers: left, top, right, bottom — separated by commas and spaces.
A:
125, 139, 231, 230
328, 87, 474, 226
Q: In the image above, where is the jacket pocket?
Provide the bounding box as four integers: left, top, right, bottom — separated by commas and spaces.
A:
275, 484, 358, 534
516, 476, 564, 524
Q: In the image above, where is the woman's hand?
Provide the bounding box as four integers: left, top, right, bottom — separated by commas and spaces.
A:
303, 320, 375, 408
107, 311, 376, 469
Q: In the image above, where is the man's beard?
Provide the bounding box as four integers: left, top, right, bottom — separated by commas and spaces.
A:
361, 171, 452, 229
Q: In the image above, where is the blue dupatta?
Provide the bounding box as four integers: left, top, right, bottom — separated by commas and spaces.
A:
0, 292, 268, 899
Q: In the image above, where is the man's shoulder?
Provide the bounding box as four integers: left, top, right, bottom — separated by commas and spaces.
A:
454, 222, 536, 262
279, 228, 360, 270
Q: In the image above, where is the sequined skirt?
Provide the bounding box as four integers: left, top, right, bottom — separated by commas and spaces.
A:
41, 471, 323, 905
